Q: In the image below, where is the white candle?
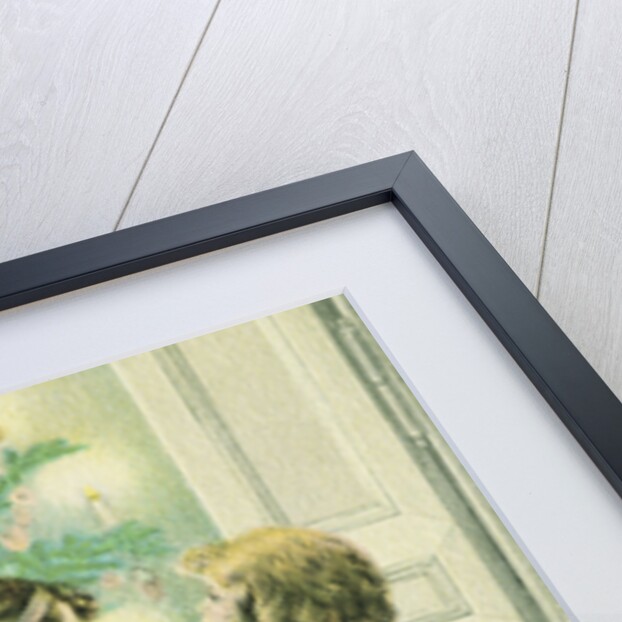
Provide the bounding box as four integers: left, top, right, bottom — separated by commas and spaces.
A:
83, 486, 116, 527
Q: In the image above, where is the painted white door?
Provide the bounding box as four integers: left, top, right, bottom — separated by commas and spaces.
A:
113, 302, 565, 622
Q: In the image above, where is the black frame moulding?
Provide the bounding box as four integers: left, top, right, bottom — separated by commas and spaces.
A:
1, 151, 621, 499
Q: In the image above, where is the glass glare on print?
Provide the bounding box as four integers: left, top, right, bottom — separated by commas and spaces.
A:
0, 295, 569, 622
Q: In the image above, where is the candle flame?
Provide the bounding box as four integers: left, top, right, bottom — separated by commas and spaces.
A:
83, 485, 101, 502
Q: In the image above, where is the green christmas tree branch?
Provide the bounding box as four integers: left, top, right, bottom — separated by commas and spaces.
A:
0, 440, 87, 513
0, 438, 171, 590
0, 522, 170, 587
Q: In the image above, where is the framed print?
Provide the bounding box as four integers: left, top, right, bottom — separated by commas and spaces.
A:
0, 152, 620, 621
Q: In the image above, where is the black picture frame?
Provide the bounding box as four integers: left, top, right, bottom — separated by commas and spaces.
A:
1, 150, 620, 500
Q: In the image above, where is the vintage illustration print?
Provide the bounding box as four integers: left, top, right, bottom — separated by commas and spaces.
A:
0, 296, 568, 621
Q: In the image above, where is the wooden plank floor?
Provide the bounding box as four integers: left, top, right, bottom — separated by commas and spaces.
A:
10, 1, 621, 399
539, 0, 622, 400
0, 0, 219, 260
10, 0, 622, 397
117, 0, 576, 291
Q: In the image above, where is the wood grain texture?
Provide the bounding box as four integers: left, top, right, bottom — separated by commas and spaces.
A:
0, 0, 219, 262
119, 0, 576, 289
539, 1, 622, 400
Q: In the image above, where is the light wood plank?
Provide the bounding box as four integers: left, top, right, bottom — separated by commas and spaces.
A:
119, 0, 576, 289
0, 0, 219, 261
539, 1, 622, 400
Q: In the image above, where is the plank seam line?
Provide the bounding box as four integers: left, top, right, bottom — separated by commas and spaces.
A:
113, 0, 225, 231
535, 0, 581, 298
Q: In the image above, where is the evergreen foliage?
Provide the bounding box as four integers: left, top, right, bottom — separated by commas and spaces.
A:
0, 522, 169, 587
0, 440, 86, 512
0, 439, 169, 589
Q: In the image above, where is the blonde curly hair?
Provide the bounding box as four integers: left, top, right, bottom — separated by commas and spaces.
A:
181, 526, 396, 622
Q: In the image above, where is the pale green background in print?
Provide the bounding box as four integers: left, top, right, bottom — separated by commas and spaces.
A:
0, 365, 218, 621
0, 296, 570, 622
